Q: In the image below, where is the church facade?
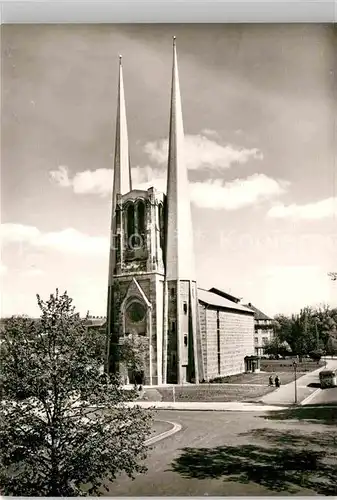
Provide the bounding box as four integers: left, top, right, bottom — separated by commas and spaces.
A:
105, 39, 255, 385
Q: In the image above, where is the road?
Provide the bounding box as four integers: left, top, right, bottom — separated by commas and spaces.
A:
306, 387, 337, 405
302, 358, 337, 406
104, 409, 336, 496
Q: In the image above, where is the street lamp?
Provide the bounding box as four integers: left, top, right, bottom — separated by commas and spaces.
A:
293, 361, 298, 404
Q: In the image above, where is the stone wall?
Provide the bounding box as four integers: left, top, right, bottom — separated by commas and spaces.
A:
202, 306, 254, 381
110, 273, 164, 385
198, 303, 208, 380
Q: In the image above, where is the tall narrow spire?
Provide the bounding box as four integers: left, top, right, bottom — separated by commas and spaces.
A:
106, 55, 132, 374
108, 56, 132, 283
165, 37, 196, 281
112, 55, 132, 205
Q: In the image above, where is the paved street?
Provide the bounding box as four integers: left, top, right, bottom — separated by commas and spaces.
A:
307, 387, 337, 406
104, 408, 336, 496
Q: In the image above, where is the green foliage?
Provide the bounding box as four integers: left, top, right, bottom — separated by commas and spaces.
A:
0, 290, 153, 496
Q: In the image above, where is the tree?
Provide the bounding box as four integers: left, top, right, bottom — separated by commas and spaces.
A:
273, 305, 337, 359
0, 290, 153, 496
263, 337, 291, 358
326, 336, 337, 357
119, 333, 149, 387
274, 308, 321, 359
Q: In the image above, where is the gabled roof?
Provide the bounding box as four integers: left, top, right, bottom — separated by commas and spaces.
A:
198, 289, 254, 315
244, 303, 272, 321
208, 287, 241, 304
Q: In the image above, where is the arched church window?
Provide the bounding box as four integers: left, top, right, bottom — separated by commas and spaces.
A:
137, 200, 145, 235
127, 203, 135, 239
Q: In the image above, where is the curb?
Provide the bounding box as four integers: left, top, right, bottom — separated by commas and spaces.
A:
126, 402, 287, 412
300, 388, 321, 406
145, 420, 182, 446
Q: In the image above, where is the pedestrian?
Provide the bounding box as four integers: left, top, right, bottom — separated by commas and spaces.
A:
268, 375, 274, 386
275, 375, 280, 388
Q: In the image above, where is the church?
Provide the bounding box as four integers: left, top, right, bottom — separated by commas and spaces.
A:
105, 38, 257, 386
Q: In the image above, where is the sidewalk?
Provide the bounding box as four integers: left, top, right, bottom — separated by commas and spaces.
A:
125, 401, 286, 412
259, 358, 337, 406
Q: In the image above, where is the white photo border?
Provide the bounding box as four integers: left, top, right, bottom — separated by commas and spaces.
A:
0, 0, 335, 24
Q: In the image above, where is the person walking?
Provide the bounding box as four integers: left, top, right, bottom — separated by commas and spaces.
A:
275, 375, 280, 388
268, 375, 274, 386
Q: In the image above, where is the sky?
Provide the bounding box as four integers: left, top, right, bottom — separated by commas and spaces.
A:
1, 24, 337, 318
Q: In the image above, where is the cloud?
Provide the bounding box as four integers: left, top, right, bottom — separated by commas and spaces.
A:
144, 134, 263, 171
267, 197, 337, 220
191, 173, 288, 210
131, 166, 166, 193
50, 165, 167, 196
49, 165, 71, 187
0, 264, 7, 276
50, 165, 287, 210
50, 166, 111, 196
1, 224, 108, 256
0, 223, 40, 243
22, 268, 44, 277
201, 128, 219, 138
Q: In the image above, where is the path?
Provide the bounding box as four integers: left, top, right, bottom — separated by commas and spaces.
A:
260, 358, 337, 406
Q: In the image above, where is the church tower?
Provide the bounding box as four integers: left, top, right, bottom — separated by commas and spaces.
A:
106, 41, 203, 385
106, 56, 166, 385
162, 37, 202, 384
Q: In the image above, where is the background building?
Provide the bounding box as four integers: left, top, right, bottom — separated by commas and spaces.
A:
244, 303, 275, 356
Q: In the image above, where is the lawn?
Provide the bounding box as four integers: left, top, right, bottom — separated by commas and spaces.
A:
142, 384, 274, 403
139, 359, 325, 403
209, 371, 303, 386
260, 358, 325, 372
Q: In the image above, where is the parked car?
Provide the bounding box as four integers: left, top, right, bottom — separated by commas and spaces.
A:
319, 369, 337, 389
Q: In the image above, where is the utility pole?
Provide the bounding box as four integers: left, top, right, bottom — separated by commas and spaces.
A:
293, 361, 298, 404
